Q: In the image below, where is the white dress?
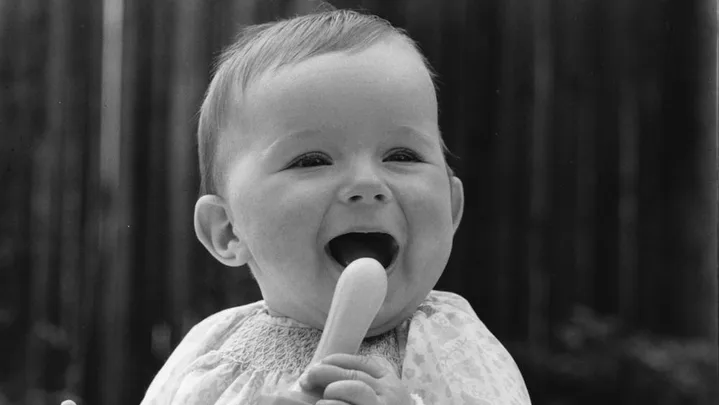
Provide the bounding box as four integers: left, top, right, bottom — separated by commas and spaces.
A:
140, 290, 532, 405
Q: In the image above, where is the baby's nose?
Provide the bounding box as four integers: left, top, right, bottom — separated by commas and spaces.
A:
340, 164, 392, 205
345, 186, 389, 204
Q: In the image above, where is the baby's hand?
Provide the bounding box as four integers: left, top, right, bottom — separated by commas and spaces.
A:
299, 353, 412, 405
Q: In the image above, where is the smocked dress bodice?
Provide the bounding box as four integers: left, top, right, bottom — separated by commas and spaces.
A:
141, 291, 532, 404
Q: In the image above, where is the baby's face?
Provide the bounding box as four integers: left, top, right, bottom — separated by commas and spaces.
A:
220, 38, 463, 336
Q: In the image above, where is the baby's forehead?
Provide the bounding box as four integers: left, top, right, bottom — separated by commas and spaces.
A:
249, 44, 433, 114
240, 36, 424, 94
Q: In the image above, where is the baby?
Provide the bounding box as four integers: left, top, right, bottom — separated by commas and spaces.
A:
141, 9, 531, 405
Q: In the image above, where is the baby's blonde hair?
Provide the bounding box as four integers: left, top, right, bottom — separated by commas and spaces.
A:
197, 8, 453, 196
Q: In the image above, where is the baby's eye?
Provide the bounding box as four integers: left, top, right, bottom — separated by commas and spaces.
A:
287, 152, 332, 169
385, 148, 423, 163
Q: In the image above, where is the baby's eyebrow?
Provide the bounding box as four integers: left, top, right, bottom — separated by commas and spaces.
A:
262, 128, 323, 156
263, 125, 437, 156
387, 125, 437, 147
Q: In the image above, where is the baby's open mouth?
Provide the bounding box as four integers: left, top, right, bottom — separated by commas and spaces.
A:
326, 232, 399, 269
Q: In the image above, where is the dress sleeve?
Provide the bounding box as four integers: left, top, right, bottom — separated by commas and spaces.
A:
401, 291, 532, 405
140, 303, 263, 405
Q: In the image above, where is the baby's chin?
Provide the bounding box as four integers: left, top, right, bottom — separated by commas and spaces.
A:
365, 301, 419, 337
366, 320, 402, 338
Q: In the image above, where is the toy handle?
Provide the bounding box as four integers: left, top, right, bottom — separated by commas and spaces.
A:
266, 258, 387, 404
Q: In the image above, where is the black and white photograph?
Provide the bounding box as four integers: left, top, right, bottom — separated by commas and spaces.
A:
1, 0, 717, 404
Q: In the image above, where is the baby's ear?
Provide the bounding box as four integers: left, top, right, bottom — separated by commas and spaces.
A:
194, 195, 250, 267
450, 176, 464, 233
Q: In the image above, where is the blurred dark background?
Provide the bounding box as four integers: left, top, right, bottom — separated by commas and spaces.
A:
1, 0, 718, 404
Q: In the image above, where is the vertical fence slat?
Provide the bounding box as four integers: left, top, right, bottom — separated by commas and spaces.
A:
669, 0, 717, 339
24, 0, 52, 402
98, 0, 132, 403
527, 0, 552, 348
634, 4, 666, 334
573, 3, 598, 312
495, 0, 527, 339
617, 81, 639, 326
0, 0, 33, 398
546, 1, 578, 330
59, 0, 86, 397
143, 0, 172, 367
697, 0, 718, 345
575, 101, 597, 310
77, 0, 103, 401
168, 0, 206, 338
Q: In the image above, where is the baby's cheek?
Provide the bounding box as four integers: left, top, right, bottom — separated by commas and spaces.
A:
255, 182, 322, 228
273, 191, 325, 233
404, 182, 455, 268
405, 182, 454, 231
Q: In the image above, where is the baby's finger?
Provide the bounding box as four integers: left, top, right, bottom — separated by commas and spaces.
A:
301, 363, 377, 392
319, 354, 386, 379
323, 380, 377, 405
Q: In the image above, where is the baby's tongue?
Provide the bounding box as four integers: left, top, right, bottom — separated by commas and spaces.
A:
330, 234, 385, 268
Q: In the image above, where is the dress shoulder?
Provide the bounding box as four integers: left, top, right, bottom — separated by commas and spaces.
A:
423, 290, 478, 316
140, 301, 267, 404
181, 301, 266, 348
403, 290, 533, 404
